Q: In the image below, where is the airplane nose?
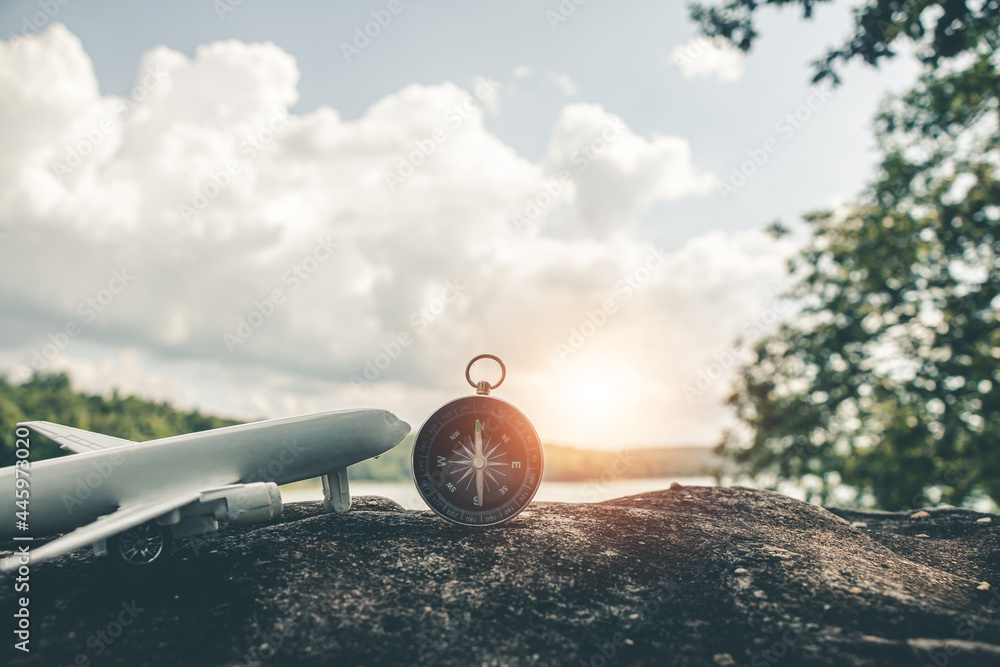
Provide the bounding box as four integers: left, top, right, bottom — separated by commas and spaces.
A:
382, 409, 408, 431
375, 410, 410, 454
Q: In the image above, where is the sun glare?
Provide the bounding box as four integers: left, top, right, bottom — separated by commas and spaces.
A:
570, 376, 615, 409
561, 362, 629, 419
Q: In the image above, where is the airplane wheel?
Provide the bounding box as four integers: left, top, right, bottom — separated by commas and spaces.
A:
109, 521, 173, 568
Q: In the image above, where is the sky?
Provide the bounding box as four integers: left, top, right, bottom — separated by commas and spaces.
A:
0, 0, 921, 448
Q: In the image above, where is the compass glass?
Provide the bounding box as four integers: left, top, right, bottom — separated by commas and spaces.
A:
413, 395, 543, 526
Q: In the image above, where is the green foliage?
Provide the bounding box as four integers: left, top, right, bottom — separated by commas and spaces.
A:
690, 0, 1000, 83
720, 38, 1000, 509
0, 373, 239, 467
348, 435, 416, 482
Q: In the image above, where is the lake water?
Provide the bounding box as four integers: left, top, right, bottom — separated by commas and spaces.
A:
280, 477, 999, 513
280, 476, 718, 510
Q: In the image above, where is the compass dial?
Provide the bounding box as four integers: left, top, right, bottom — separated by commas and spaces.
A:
413, 395, 543, 526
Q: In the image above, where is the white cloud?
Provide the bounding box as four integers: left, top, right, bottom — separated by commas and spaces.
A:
48, 348, 202, 408
540, 103, 715, 234
553, 73, 577, 96
669, 37, 745, 82
506, 66, 576, 95
0, 25, 791, 448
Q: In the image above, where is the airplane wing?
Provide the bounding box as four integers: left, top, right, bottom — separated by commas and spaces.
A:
0, 492, 200, 572
18, 421, 136, 454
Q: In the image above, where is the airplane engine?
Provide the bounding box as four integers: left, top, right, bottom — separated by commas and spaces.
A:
215, 482, 284, 525
165, 482, 283, 540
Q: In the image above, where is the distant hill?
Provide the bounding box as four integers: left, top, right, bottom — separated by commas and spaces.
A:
1, 373, 721, 480
348, 434, 415, 482
349, 439, 721, 483
541, 443, 721, 481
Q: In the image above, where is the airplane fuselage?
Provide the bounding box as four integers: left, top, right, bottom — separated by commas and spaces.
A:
0, 409, 408, 539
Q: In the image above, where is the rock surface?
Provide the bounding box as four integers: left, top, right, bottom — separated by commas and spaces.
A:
2, 486, 1000, 666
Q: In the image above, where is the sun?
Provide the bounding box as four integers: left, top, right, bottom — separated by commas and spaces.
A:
569, 376, 617, 410
561, 362, 629, 417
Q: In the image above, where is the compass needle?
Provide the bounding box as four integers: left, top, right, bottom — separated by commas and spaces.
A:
474, 419, 485, 507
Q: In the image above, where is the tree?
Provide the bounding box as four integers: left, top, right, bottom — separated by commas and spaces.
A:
703, 3, 1000, 508
0, 373, 240, 467
691, 0, 1000, 83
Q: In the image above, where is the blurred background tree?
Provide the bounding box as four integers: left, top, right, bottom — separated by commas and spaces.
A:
0, 373, 238, 467
691, 0, 999, 83
694, 1, 1000, 508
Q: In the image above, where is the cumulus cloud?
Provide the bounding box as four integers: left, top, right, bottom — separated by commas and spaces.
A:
669, 37, 745, 82
0, 25, 790, 447
538, 103, 715, 235
508, 65, 577, 96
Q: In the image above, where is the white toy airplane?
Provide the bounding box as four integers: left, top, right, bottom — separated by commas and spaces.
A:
0, 408, 409, 570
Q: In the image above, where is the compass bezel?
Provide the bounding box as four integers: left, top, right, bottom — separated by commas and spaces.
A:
412, 394, 543, 527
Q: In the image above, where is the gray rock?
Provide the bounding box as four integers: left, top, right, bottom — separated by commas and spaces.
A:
2, 488, 999, 666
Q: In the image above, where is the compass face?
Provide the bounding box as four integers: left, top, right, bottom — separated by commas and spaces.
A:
413, 395, 543, 526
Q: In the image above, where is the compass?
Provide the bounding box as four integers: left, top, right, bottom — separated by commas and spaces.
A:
412, 354, 543, 526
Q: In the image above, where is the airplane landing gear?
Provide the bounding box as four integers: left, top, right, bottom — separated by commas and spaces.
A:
109, 521, 173, 568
